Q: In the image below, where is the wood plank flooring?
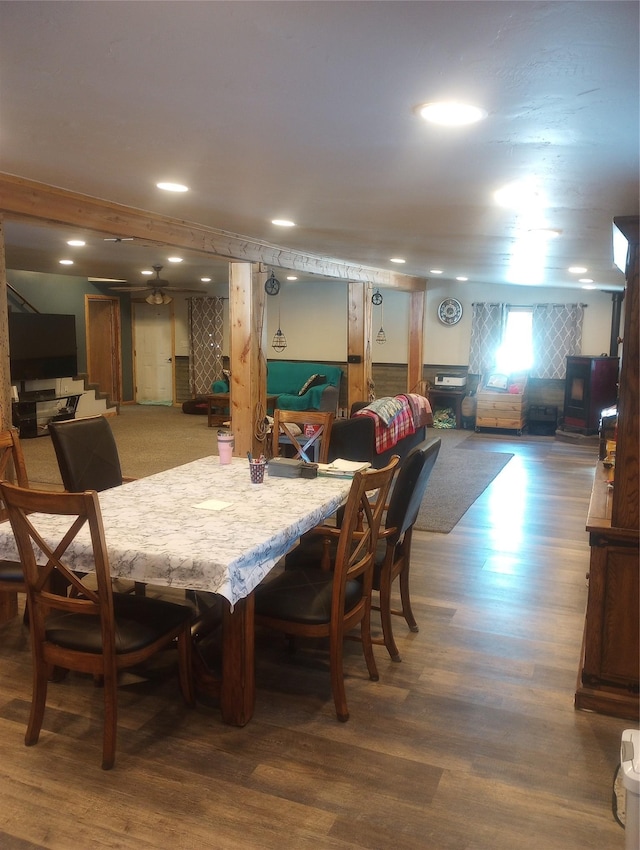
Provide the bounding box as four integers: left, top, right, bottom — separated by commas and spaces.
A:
0, 427, 630, 849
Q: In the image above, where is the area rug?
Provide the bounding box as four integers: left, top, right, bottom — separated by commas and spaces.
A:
414, 435, 513, 533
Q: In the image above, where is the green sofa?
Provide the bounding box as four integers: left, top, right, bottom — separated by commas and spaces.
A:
211, 360, 342, 411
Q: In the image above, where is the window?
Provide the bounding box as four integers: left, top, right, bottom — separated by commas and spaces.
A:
494, 308, 533, 374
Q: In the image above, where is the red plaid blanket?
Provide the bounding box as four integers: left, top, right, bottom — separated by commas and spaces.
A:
355, 395, 419, 454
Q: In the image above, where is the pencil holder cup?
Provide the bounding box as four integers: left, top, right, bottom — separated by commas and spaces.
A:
249, 460, 266, 484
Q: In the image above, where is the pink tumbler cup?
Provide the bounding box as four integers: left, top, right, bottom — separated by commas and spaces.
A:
217, 430, 234, 465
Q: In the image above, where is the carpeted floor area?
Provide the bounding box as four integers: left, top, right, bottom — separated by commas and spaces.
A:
20, 406, 513, 534
21, 404, 226, 487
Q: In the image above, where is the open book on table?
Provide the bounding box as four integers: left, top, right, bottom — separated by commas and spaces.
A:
317, 458, 372, 478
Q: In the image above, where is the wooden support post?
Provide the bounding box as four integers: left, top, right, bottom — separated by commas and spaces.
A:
0, 221, 11, 430
229, 262, 268, 460
347, 280, 371, 409
407, 290, 425, 394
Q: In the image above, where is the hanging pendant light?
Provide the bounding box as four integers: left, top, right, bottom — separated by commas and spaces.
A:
271, 291, 287, 352
272, 327, 287, 352
375, 294, 386, 344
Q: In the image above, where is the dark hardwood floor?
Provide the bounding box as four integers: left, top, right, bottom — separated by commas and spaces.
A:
0, 429, 629, 849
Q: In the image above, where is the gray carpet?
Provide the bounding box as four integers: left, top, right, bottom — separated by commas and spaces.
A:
415, 430, 514, 533
21, 404, 224, 487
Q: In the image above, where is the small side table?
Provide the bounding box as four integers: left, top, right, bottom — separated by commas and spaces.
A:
206, 393, 279, 427
427, 387, 466, 430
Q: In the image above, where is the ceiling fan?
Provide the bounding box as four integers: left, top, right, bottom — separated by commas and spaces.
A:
109, 264, 204, 304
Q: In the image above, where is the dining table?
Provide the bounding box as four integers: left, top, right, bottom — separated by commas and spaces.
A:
0, 455, 352, 726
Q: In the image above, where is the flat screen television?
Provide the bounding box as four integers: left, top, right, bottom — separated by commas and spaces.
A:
9, 312, 78, 382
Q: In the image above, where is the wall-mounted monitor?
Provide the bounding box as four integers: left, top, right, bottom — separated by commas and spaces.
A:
9, 312, 77, 382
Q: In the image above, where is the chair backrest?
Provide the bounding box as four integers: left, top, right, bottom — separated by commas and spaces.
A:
385, 437, 441, 544
49, 416, 123, 492
0, 482, 117, 653
332, 456, 399, 593
272, 409, 334, 464
0, 429, 29, 523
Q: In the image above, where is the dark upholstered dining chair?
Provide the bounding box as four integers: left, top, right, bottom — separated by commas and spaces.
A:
254, 456, 399, 722
286, 437, 441, 662
0, 481, 195, 770
48, 415, 134, 493
49, 415, 143, 595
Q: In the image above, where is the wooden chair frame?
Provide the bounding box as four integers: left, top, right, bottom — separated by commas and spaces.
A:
0, 482, 195, 769
255, 456, 398, 721
0, 429, 30, 620
272, 409, 334, 464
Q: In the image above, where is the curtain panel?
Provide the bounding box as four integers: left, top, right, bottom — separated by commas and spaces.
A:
468, 303, 506, 377
187, 297, 225, 395
531, 303, 584, 379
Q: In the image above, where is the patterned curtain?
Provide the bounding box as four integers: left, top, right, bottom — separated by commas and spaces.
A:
187, 297, 225, 395
468, 303, 506, 378
531, 303, 584, 379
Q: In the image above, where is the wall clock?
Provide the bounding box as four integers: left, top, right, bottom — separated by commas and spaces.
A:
437, 298, 463, 325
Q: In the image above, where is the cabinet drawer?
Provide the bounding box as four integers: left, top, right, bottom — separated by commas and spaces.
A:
476, 415, 525, 430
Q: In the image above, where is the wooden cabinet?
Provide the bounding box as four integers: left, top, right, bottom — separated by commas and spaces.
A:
575, 216, 639, 721
564, 355, 619, 434
475, 383, 528, 434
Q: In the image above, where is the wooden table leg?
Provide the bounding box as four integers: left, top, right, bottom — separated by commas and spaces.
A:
0, 591, 18, 624
220, 593, 255, 726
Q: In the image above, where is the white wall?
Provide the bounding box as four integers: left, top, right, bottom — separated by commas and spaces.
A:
172, 276, 616, 368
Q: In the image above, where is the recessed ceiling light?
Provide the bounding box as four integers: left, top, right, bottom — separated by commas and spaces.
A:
67, 239, 85, 247
569, 266, 588, 274
271, 219, 296, 227
456, 276, 468, 281
141, 269, 154, 276
200, 277, 211, 283
167, 256, 183, 263
286, 276, 298, 281
494, 178, 544, 209
390, 258, 406, 264
578, 278, 594, 284
156, 182, 189, 192
429, 269, 444, 275
59, 259, 73, 265
416, 101, 487, 126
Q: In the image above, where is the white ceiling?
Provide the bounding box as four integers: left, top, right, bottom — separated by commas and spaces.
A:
1, 1, 638, 293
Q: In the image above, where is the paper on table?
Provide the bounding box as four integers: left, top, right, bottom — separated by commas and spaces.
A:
317, 458, 371, 476
194, 499, 233, 511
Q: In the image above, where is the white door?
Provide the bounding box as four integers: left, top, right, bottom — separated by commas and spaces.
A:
133, 302, 174, 404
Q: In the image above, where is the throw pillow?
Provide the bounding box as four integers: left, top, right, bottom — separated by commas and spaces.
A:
298, 374, 326, 396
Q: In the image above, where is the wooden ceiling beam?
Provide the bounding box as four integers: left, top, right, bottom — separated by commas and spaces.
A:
0, 173, 426, 292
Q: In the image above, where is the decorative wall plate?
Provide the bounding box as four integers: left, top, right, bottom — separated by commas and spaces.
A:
437, 298, 463, 325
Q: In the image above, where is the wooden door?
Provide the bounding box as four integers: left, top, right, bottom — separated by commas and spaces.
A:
86, 295, 122, 403
132, 301, 174, 404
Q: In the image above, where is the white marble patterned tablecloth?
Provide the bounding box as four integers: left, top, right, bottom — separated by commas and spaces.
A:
0, 456, 351, 606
